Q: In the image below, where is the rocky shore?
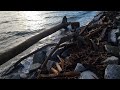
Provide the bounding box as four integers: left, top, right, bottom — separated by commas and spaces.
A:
1, 11, 120, 79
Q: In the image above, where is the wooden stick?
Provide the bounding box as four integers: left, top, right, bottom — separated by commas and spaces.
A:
99, 27, 107, 41
90, 39, 98, 51
57, 55, 65, 69
51, 67, 59, 75
37, 34, 74, 78
84, 24, 108, 39
39, 71, 80, 78
78, 13, 105, 35
55, 63, 62, 72
57, 55, 64, 62
79, 21, 92, 35
40, 34, 74, 69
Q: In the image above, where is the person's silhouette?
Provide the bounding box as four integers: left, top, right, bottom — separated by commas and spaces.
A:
62, 16, 67, 23
62, 16, 68, 31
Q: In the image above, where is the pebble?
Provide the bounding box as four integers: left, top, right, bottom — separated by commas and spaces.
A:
117, 36, 120, 45
108, 29, 119, 44
104, 64, 120, 79
104, 44, 120, 56
79, 70, 99, 79
117, 36, 120, 41
20, 73, 27, 79
116, 16, 120, 20
2, 73, 21, 79
33, 50, 47, 64
74, 63, 86, 72
11, 74, 21, 79
29, 63, 41, 71
102, 56, 119, 65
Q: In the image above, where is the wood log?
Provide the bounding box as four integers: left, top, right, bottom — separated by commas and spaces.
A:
3, 42, 73, 76
0, 22, 70, 65
39, 71, 80, 78
1, 43, 57, 76
36, 34, 75, 78
38, 34, 74, 70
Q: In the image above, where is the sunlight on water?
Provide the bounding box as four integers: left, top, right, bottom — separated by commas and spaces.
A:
0, 11, 97, 54
0, 11, 97, 69
18, 11, 46, 31
0, 11, 97, 52
20, 11, 41, 20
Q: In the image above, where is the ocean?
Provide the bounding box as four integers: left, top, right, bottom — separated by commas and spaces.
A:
0, 11, 97, 68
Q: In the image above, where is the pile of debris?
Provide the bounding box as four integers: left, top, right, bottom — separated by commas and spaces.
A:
1, 11, 120, 79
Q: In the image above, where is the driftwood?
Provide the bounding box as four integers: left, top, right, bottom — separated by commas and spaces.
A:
44, 34, 74, 66
36, 34, 74, 78
36, 15, 112, 78
55, 63, 62, 72
78, 12, 105, 35
79, 20, 92, 35
39, 71, 80, 78
84, 23, 109, 39
0, 22, 70, 65
1, 43, 57, 76
51, 67, 59, 75
36, 12, 120, 79
0, 11, 119, 79
57, 55, 65, 69
3, 42, 75, 76
98, 27, 107, 41
90, 39, 98, 51
0, 31, 74, 77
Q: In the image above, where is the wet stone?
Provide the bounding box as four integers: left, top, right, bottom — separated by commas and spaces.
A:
20, 73, 27, 79
104, 64, 120, 79
1, 63, 24, 76
74, 63, 86, 72
116, 16, 120, 20
117, 36, 120, 45
21, 57, 33, 74
29, 63, 41, 71
102, 56, 119, 65
117, 36, 120, 41
33, 50, 47, 64
3, 73, 21, 79
12, 63, 24, 73
104, 44, 120, 56
79, 70, 99, 79
108, 29, 119, 45
10, 74, 21, 79
61, 48, 71, 58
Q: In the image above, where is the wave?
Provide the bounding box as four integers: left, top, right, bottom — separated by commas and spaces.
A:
0, 21, 11, 25
0, 11, 97, 55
